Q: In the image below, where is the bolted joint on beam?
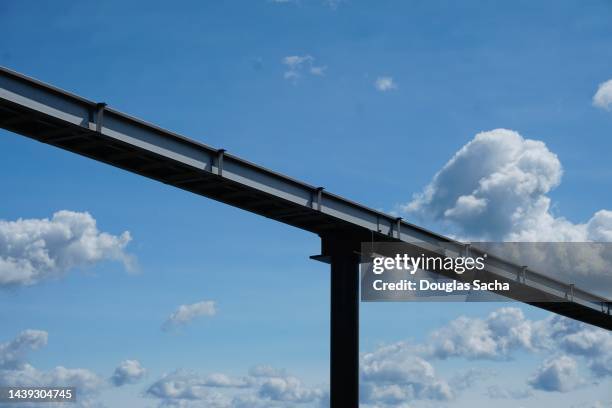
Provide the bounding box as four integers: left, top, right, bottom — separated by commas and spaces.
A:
216, 148, 226, 176
312, 187, 324, 211
95, 102, 107, 133
395, 217, 402, 239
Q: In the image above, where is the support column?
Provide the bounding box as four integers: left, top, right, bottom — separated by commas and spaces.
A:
326, 236, 360, 408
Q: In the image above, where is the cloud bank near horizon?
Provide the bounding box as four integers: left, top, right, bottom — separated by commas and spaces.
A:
0, 330, 145, 407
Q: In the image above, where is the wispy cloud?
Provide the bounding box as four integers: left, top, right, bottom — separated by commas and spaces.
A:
282, 55, 326, 82
593, 79, 612, 111
375, 76, 397, 91
322, 0, 345, 9
162, 300, 217, 331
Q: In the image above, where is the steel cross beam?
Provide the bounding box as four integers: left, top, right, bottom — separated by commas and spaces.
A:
1, 66, 611, 407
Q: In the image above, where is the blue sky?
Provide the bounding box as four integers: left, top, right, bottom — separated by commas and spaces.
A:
1, 1, 612, 407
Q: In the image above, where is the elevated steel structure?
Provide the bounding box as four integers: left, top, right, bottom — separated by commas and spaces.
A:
1, 67, 610, 407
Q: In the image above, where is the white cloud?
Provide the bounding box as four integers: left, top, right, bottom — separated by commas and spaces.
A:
146, 370, 232, 404
258, 375, 322, 403
593, 79, 612, 111
0, 363, 105, 403
0, 330, 151, 408
309, 66, 326, 76
146, 366, 325, 408
420, 307, 611, 376
249, 365, 286, 378
0, 329, 47, 370
400, 129, 612, 294
361, 342, 453, 405
528, 355, 581, 392
587, 210, 612, 241
111, 359, 146, 386
375, 76, 397, 92
162, 300, 217, 331
282, 55, 326, 81
143, 307, 612, 407
421, 308, 612, 385
424, 307, 538, 360
0, 211, 133, 288
0, 330, 105, 407
402, 129, 612, 243
202, 373, 250, 388
559, 328, 612, 377
486, 385, 533, 399
449, 368, 489, 391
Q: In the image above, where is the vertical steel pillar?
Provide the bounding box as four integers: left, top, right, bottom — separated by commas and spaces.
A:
321, 235, 360, 408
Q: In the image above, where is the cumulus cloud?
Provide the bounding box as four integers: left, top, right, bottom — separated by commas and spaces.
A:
362, 307, 610, 399
201, 373, 250, 388
400, 129, 612, 291
111, 359, 146, 386
422, 307, 612, 377
528, 355, 581, 392
0, 330, 147, 407
424, 307, 538, 360
486, 384, 533, 399
361, 348, 452, 405
146, 366, 325, 408
559, 328, 612, 377
0, 211, 133, 288
449, 368, 489, 391
402, 129, 573, 241
0, 330, 106, 407
375, 76, 397, 92
1, 364, 105, 394
144, 307, 611, 407
593, 79, 612, 111
402, 129, 612, 242
258, 375, 322, 403
0, 329, 47, 370
146, 370, 232, 405
282, 55, 326, 81
162, 300, 217, 331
